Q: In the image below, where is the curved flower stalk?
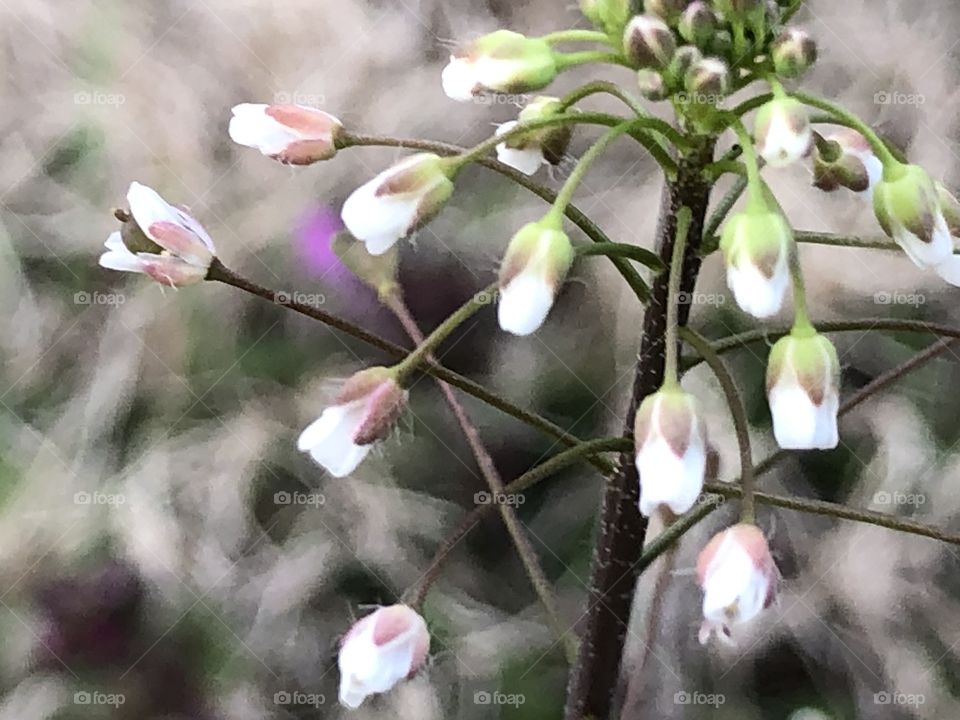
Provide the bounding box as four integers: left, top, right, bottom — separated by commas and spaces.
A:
228, 103, 342, 165
338, 604, 430, 709
100, 182, 215, 287
811, 128, 883, 196
297, 367, 407, 477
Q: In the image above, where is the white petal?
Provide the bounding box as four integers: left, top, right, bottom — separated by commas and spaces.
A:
494, 121, 545, 176
893, 213, 953, 268
760, 113, 812, 167
702, 536, 766, 626
441, 57, 478, 101
229, 103, 299, 156
127, 182, 183, 238
935, 253, 960, 286
727, 262, 790, 319
770, 384, 821, 449
98, 232, 146, 273
636, 438, 706, 517
498, 273, 555, 336
297, 403, 372, 477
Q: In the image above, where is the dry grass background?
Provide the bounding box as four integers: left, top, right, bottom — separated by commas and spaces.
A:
1, 0, 960, 718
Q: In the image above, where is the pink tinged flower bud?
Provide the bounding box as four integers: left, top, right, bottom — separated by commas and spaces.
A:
753, 97, 813, 168
338, 604, 430, 709
766, 332, 840, 450
297, 367, 407, 477
99, 182, 215, 287
634, 388, 708, 517
720, 209, 792, 319
771, 28, 818, 79
228, 103, 342, 165
341, 153, 455, 256
441, 31, 558, 102
623, 15, 676, 70
812, 129, 882, 196
696, 523, 779, 645
497, 220, 574, 336
873, 163, 953, 269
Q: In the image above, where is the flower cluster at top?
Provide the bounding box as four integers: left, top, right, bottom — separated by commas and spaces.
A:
94, 0, 960, 709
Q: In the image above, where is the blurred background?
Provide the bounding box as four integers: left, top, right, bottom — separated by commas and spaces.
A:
1, 0, 960, 717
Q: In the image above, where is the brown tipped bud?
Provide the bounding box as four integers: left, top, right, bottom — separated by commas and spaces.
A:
679, 1, 718, 46
772, 28, 817, 79
644, 0, 690, 22
623, 15, 676, 70
637, 69, 669, 100
684, 57, 730, 102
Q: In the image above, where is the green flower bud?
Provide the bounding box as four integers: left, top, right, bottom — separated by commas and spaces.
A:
513, 96, 573, 166
873, 163, 952, 267
623, 14, 677, 70
442, 31, 557, 101
637, 69, 669, 101
684, 57, 730, 101
644, 0, 690, 22
811, 130, 881, 194
771, 28, 817, 78
679, 1, 718, 46
668, 45, 703, 85
714, 0, 764, 20
580, 0, 632, 37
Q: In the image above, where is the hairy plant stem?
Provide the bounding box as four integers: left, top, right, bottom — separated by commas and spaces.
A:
385, 294, 575, 663
564, 138, 716, 720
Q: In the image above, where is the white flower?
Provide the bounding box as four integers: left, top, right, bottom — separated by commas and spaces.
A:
754, 97, 812, 168
297, 368, 406, 477
767, 332, 840, 450
338, 604, 430, 709
341, 153, 454, 256
874, 164, 953, 269
99, 182, 215, 287
228, 103, 341, 165
697, 523, 779, 645
720, 209, 793, 319
634, 388, 708, 517
495, 121, 545, 176
441, 30, 557, 102
497, 220, 574, 336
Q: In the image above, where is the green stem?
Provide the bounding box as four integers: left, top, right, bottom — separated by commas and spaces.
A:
393, 282, 498, 382
541, 29, 615, 46
554, 50, 632, 70
791, 91, 900, 171
576, 242, 665, 272
794, 231, 900, 251
728, 116, 766, 212
788, 244, 815, 335
704, 175, 749, 240
664, 208, 693, 387
680, 327, 756, 524
559, 80, 649, 117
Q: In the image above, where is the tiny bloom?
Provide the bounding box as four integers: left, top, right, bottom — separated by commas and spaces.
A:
623, 14, 676, 70
696, 523, 779, 645
498, 219, 574, 336
812, 129, 883, 196
228, 103, 342, 165
771, 28, 818, 79
441, 30, 557, 102
720, 208, 793, 319
341, 153, 455, 256
754, 97, 813, 168
338, 604, 430, 709
494, 97, 573, 175
766, 331, 840, 450
297, 367, 407, 477
873, 163, 953, 269
634, 387, 708, 517
99, 182, 215, 287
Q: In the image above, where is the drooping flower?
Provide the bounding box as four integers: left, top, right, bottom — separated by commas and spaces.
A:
634, 387, 708, 517
441, 31, 558, 102
228, 103, 342, 165
812, 129, 883, 196
338, 604, 430, 709
99, 182, 215, 287
873, 163, 953, 269
341, 153, 455, 256
754, 97, 813, 168
720, 207, 793, 319
297, 367, 407, 477
766, 331, 840, 450
697, 523, 779, 645
494, 97, 573, 175
497, 219, 574, 336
